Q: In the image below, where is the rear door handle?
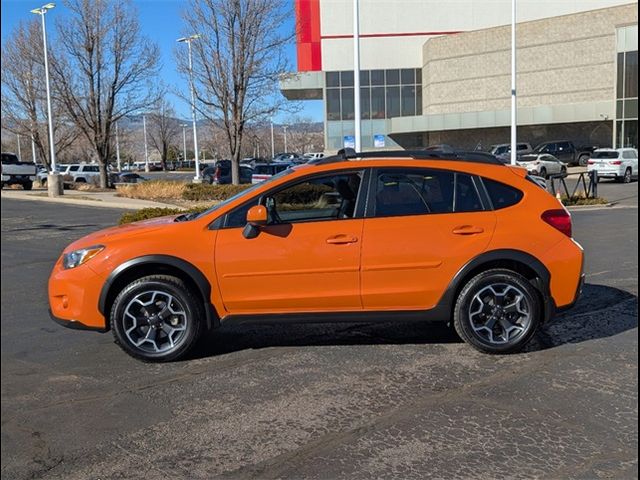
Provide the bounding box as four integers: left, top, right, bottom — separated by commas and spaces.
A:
326, 235, 358, 244
452, 225, 485, 235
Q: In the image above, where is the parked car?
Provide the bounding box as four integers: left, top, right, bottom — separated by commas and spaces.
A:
251, 162, 293, 184
110, 172, 149, 184
202, 161, 253, 185
37, 164, 70, 185
65, 164, 101, 183
273, 152, 304, 163
587, 148, 638, 183
50, 149, 584, 362
489, 143, 533, 161
303, 152, 325, 161
1, 152, 37, 190
517, 154, 567, 178
531, 140, 600, 166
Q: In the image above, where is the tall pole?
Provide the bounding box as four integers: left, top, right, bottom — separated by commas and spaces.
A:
353, 0, 361, 152
142, 114, 149, 172
510, 0, 517, 166
181, 124, 187, 164
16, 134, 21, 160
270, 121, 275, 158
179, 36, 202, 182
31, 135, 36, 164
39, 7, 56, 172
283, 126, 288, 152
115, 121, 122, 171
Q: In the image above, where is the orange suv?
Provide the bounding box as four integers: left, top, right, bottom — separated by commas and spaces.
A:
49, 150, 584, 362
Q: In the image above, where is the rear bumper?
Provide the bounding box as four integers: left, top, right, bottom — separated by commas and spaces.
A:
557, 273, 585, 313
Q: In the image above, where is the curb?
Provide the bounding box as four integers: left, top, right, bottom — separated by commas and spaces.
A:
0, 191, 181, 211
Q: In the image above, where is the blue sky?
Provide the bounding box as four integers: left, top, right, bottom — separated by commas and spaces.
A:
1, 0, 323, 122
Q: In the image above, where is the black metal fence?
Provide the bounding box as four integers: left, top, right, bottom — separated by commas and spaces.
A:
547, 170, 598, 199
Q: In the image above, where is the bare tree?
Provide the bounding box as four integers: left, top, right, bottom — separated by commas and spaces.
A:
1, 21, 77, 168
50, 0, 160, 187
179, 0, 296, 184
147, 98, 181, 170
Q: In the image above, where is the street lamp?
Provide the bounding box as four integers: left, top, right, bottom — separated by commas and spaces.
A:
16, 134, 22, 160
283, 125, 288, 152
177, 34, 202, 183
31, 2, 61, 195
142, 114, 149, 172
115, 121, 122, 171
181, 124, 188, 165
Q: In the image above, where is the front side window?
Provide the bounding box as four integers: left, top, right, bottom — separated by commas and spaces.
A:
266, 172, 363, 224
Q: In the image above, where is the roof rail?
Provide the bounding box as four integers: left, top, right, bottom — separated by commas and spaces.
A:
311, 148, 503, 166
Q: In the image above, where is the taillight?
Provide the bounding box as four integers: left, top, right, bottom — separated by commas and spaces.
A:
610, 160, 623, 165
541, 209, 572, 238
588, 160, 595, 164
214, 167, 221, 179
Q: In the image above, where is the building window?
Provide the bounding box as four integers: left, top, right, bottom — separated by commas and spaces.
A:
615, 48, 638, 148
325, 68, 422, 121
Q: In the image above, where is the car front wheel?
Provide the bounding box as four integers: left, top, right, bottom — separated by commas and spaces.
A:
110, 275, 204, 362
454, 269, 541, 354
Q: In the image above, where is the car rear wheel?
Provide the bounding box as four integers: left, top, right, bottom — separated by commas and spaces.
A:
623, 168, 632, 184
539, 167, 547, 178
23, 181, 33, 191
110, 275, 204, 362
578, 154, 590, 167
453, 269, 541, 354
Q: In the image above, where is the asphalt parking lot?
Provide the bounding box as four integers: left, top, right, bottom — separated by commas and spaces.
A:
1, 193, 637, 479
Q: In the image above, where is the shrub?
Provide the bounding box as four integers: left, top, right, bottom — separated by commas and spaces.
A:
181, 183, 250, 201
560, 196, 608, 206
119, 205, 212, 225
117, 180, 186, 200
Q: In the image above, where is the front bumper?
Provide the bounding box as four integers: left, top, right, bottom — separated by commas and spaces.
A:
48, 258, 108, 331
49, 309, 107, 332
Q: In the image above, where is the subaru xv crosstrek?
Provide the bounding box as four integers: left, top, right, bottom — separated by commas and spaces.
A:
49, 150, 584, 362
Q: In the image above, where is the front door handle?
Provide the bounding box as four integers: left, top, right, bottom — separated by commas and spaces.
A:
452, 225, 485, 235
326, 235, 358, 244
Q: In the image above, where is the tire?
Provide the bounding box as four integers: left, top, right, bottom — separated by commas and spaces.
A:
539, 167, 547, 179
453, 269, 542, 354
23, 181, 33, 191
623, 168, 632, 184
560, 166, 567, 175
110, 275, 204, 362
578, 155, 590, 167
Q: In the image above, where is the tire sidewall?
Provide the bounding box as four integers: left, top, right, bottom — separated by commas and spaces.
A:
454, 270, 541, 354
111, 278, 201, 362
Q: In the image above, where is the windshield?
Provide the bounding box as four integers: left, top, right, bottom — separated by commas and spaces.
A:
592, 151, 619, 159
191, 167, 295, 220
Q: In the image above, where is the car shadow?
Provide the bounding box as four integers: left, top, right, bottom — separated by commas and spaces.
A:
188, 283, 637, 360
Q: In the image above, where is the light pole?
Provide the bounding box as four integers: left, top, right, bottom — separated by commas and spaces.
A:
31, 3, 61, 196
353, 0, 362, 152
31, 135, 37, 164
181, 124, 188, 165
142, 114, 150, 172
510, 0, 517, 166
115, 121, 122, 171
283, 125, 288, 152
16, 134, 22, 160
177, 34, 202, 183
270, 121, 275, 159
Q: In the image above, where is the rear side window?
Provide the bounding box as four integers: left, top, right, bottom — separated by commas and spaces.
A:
483, 178, 523, 210
622, 150, 637, 159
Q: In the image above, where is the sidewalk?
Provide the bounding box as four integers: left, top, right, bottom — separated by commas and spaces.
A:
0, 188, 182, 211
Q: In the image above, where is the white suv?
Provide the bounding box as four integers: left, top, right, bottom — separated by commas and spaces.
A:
66, 164, 101, 183
588, 148, 638, 183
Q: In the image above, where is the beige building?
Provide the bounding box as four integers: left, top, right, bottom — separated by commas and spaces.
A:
282, 1, 638, 152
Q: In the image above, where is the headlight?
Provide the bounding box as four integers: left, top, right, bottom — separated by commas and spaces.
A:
62, 245, 105, 269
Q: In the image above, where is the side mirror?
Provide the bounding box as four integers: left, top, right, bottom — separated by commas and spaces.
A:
243, 205, 268, 239
246, 205, 268, 225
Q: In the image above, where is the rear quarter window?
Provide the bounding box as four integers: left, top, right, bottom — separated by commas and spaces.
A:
482, 178, 523, 210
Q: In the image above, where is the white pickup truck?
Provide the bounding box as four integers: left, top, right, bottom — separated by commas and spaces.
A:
1, 152, 37, 190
